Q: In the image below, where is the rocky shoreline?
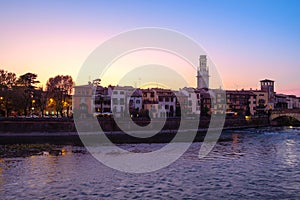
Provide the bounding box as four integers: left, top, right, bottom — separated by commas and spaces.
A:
0, 143, 87, 158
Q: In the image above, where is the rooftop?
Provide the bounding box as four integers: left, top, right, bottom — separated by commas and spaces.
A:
260, 79, 274, 82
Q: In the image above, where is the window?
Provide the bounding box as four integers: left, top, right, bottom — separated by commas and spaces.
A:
258, 99, 265, 104
120, 91, 124, 95
120, 98, 125, 105
80, 97, 86, 103
113, 91, 118, 95
165, 105, 169, 110
79, 104, 87, 111
136, 100, 140, 104
112, 98, 118, 105
170, 105, 174, 112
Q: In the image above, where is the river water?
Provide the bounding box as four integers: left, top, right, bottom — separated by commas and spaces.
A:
1, 127, 300, 199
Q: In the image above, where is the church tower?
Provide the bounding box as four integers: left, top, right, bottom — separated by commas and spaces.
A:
197, 55, 209, 89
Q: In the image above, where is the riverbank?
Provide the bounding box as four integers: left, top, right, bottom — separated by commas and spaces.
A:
0, 117, 269, 145
0, 116, 268, 132
0, 126, 265, 158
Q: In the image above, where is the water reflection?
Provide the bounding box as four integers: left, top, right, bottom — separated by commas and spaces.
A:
231, 133, 242, 154
280, 139, 298, 167
25, 147, 78, 190
0, 158, 3, 191
0, 127, 300, 199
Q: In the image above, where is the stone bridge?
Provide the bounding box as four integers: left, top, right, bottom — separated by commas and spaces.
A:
269, 109, 300, 122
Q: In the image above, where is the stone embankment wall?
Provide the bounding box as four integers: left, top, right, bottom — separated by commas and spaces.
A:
0, 118, 76, 133
0, 116, 269, 133
0, 117, 269, 145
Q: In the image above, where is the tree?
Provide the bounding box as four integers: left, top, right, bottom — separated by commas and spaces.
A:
0, 70, 17, 117
10, 86, 28, 116
0, 89, 13, 117
33, 88, 48, 117
0, 69, 17, 88
46, 75, 74, 117
17, 72, 39, 88
16, 72, 40, 116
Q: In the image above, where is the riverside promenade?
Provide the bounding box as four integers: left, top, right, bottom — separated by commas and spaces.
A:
0, 117, 269, 145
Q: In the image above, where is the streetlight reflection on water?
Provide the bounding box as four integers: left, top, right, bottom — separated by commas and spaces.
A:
281, 138, 298, 167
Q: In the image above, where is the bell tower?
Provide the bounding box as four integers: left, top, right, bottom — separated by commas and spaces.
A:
260, 79, 275, 109
197, 55, 209, 89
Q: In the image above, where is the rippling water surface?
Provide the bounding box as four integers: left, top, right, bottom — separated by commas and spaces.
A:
1, 127, 300, 199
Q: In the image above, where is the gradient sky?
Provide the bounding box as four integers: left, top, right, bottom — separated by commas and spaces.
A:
0, 0, 299, 94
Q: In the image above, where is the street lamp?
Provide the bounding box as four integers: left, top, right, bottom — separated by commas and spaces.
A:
0, 96, 3, 117
31, 99, 35, 117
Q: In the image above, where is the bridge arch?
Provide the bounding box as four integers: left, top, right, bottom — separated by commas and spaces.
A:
269, 109, 300, 125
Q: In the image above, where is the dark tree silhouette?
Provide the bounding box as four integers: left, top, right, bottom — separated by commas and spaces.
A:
0, 70, 17, 116
16, 72, 40, 116
46, 75, 74, 117
0, 69, 17, 88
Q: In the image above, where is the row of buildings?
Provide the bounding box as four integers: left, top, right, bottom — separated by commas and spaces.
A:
73, 55, 300, 118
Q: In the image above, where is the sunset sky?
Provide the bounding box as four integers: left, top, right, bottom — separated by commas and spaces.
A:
0, 0, 299, 95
